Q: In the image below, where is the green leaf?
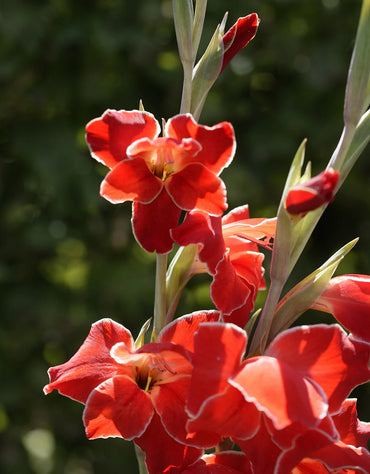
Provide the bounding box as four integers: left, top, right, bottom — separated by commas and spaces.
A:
268, 238, 358, 343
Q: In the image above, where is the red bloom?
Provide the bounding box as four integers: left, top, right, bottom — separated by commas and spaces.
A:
44, 312, 220, 472
171, 205, 276, 327
285, 168, 339, 216
86, 110, 235, 253
221, 14, 260, 72
311, 274, 370, 343
185, 322, 370, 452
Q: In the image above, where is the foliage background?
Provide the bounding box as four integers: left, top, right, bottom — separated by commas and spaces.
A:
1, 0, 369, 472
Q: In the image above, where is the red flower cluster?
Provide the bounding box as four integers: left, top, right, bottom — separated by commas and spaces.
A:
86, 111, 235, 253
44, 3, 370, 473
45, 312, 370, 473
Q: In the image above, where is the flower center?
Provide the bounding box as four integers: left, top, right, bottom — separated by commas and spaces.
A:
135, 354, 176, 392
151, 145, 175, 181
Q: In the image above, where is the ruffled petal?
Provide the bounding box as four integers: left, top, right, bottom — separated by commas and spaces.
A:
266, 324, 370, 414
166, 114, 236, 175
83, 375, 154, 440
159, 311, 221, 353
134, 413, 203, 474
171, 211, 225, 275
311, 274, 370, 343
231, 356, 328, 431
44, 318, 134, 403
86, 109, 160, 169
132, 189, 182, 253
187, 384, 260, 445
100, 158, 163, 204
187, 323, 247, 418
332, 399, 370, 449
210, 253, 252, 315
167, 163, 227, 216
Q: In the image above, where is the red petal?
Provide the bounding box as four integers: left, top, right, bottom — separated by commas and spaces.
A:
86, 109, 160, 169
235, 416, 283, 474
222, 204, 250, 224
210, 253, 252, 315
127, 136, 202, 167
332, 399, 370, 449
222, 216, 276, 250
202, 452, 252, 473
159, 311, 220, 353
311, 274, 370, 343
132, 188, 182, 253
152, 375, 194, 445
171, 211, 225, 275
277, 428, 370, 474
266, 324, 370, 414
187, 384, 260, 445
83, 375, 154, 440
44, 319, 134, 403
187, 323, 247, 418
100, 158, 163, 204
231, 356, 328, 430
167, 163, 227, 216
166, 115, 235, 175
135, 413, 203, 474
221, 14, 260, 72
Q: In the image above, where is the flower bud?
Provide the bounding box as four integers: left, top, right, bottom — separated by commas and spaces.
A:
285, 168, 339, 216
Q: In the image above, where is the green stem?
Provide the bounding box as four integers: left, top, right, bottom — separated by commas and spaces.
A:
180, 60, 194, 114
135, 443, 148, 474
327, 123, 356, 175
153, 253, 168, 334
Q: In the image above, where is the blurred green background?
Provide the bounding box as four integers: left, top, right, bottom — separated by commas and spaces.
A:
1, 0, 369, 472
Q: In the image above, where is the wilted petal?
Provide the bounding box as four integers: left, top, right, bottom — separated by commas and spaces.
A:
86, 109, 160, 169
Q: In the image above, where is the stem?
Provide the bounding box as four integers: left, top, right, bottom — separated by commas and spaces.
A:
135, 443, 148, 474
248, 276, 285, 356
180, 60, 194, 114
327, 123, 356, 174
153, 253, 168, 333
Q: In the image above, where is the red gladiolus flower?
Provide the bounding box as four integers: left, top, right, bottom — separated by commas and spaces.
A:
221, 14, 260, 72
171, 205, 276, 327
43, 312, 219, 453
185, 322, 370, 453
285, 168, 339, 216
86, 110, 235, 253
311, 274, 370, 343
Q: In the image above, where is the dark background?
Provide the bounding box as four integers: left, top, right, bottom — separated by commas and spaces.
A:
1, 0, 369, 472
